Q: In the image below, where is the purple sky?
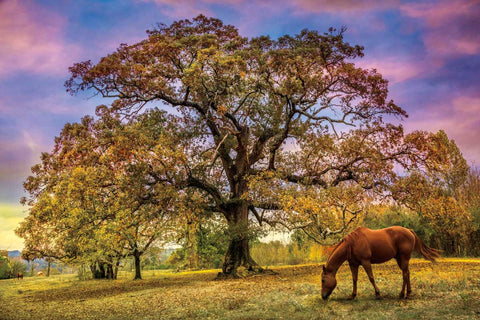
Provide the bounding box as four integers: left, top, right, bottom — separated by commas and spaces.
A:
1, 0, 479, 250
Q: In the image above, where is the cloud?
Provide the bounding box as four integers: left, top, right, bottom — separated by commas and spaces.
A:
400, 0, 480, 59
356, 57, 426, 84
0, 126, 54, 204
0, 131, 43, 180
139, 0, 241, 18
293, 0, 399, 13
0, 0, 81, 77
405, 94, 480, 165
140, 0, 400, 19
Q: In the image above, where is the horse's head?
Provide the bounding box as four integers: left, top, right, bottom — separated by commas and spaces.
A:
321, 265, 337, 300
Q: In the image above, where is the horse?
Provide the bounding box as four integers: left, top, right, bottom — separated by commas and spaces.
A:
17, 272, 23, 280
321, 226, 440, 300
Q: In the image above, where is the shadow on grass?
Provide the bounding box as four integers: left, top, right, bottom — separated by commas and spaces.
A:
21, 272, 217, 303
327, 293, 411, 302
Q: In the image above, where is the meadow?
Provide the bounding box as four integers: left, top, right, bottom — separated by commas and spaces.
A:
1, 258, 479, 320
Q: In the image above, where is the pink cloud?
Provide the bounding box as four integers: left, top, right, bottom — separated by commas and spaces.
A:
400, 0, 480, 58
0, 0, 81, 77
400, 0, 473, 27
356, 57, 427, 84
0, 131, 45, 180
404, 94, 480, 165
453, 96, 480, 115
139, 0, 241, 18
293, 0, 399, 13
0, 92, 96, 117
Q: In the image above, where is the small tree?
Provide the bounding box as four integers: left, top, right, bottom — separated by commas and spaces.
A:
18, 108, 181, 280
10, 259, 28, 277
392, 130, 472, 255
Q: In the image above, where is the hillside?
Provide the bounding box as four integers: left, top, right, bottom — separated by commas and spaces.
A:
7, 250, 21, 258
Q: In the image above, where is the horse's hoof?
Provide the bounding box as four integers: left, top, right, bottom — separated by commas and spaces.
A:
375, 295, 383, 300
347, 295, 356, 300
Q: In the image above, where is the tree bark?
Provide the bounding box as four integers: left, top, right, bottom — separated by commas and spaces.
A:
220, 201, 262, 277
90, 262, 107, 279
186, 221, 198, 270
133, 250, 142, 280
47, 260, 51, 277
99, 262, 106, 278
222, 237, 261, 276
114, 259, 120, 280
106, 264, 114, 279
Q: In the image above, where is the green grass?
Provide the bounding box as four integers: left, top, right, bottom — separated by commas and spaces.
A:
1, 258, 480, 319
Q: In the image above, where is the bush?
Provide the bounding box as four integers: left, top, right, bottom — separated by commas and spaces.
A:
0, 256, 12, 279
10, 259, 27, 277
77, 264, 93, 281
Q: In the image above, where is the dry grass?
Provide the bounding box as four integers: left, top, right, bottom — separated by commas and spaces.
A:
1, 258, 480, 319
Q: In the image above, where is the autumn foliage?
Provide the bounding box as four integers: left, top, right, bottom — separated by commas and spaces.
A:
17, 16, 479, 279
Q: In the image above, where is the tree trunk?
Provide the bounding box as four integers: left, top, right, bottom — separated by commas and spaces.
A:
186, 220, 198, 270
29, 260, 34, 277
47, 260, 51, 277
220, 201, 262, 277
222, 237, 261, 276
99, 262, 106, 278
114, 260, 120, 280
91, 262, 107, 279
90, 264, 96, 278
133, 250, 142, 280
106, 264, 114, 279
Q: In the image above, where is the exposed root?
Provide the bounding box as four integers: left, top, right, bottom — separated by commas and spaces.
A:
216, 266, 278, 279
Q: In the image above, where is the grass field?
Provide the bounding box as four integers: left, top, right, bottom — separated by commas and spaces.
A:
1, 258, 480, 319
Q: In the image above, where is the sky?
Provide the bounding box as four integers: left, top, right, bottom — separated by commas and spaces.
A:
1, 0, 479, 250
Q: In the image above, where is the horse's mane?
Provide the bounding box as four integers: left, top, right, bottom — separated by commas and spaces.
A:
326, 227, 365, 264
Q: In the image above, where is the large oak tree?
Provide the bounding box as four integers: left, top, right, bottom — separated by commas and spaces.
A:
66, 15, 438, 276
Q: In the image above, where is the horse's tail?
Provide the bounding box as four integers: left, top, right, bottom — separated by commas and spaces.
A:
410, 229, 441, 263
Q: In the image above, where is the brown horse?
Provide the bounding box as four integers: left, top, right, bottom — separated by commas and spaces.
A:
321, 226, 440, 300
17, 272, 23, 280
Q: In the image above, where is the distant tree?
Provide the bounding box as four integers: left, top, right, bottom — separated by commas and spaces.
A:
251, 241, 289, 267
392, 130, 472, 255
461, 167, 480, 255
169, 214, 230, 270
0, 255, 12, 279
461, 167, 480, 227
21, 249, 41, 276
10, 259, 27, 277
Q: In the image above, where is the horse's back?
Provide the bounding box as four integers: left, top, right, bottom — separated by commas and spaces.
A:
352, 226, 415, 263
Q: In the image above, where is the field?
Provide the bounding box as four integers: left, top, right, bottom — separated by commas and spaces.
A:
1, 258, 480, 320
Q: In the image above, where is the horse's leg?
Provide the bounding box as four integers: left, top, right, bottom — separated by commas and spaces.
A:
348, 262, 359, 300
361, 261, 381, 300
395, 257, 405, 298
396, 254, 412, 299
402, 257, 412, 298
395, 257, 406, 298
